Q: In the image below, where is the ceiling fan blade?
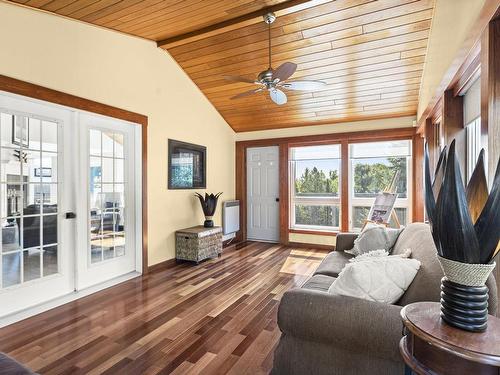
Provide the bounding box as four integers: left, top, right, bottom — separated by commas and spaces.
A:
272, 62, 297, 82
280, 80, 327, 91
230, 88, 263, 99
223, 75, 257, 84
270, 88, 287, 105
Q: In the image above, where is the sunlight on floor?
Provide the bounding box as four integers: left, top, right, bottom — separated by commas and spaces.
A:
279, 249, 327, 277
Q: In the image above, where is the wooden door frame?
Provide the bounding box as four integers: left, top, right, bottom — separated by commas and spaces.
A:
235, 126, 423, 245
0, 75, 149, 274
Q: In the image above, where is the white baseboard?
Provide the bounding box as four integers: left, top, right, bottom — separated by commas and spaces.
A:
0, 272, 141, 328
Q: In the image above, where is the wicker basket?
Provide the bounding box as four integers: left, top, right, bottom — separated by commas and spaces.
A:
437, 256, 496, 287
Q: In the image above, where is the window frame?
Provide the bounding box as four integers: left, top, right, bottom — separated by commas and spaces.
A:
347, 141, 413, 232
288, 138, 413, 234
289, 143, 341, 232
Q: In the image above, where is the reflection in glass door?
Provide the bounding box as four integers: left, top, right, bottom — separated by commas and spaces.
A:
0, 92, 75, 320
1, 113, 59, 287
76, 113, 137, 290
89, 129, 125, 263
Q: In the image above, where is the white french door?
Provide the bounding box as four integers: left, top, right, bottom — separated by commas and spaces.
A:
76, 113, 138, 289
246, 146, 280, 242
0, 92, 141, 320
0, 93, 75, 317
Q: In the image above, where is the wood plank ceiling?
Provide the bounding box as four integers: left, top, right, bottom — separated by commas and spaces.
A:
7, 0, 435, 132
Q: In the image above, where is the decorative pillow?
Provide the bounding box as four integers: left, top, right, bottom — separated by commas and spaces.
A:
328, 250, 420, 304
345, 223, 403, 256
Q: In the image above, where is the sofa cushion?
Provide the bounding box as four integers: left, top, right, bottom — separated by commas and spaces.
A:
314, 251, 354, 278
346, 223, 402, 256
329, 250, 421, 304
301, 274, 336, 292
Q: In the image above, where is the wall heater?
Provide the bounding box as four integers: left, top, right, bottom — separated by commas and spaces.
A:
222, 200, 240, 237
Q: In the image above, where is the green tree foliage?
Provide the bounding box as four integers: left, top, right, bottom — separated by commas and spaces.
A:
353, 157, 407, 197
294, 157, 407, 228
295, 167, 338, 195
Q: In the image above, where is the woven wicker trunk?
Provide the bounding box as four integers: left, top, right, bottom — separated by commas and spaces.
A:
175, 226, 222, 263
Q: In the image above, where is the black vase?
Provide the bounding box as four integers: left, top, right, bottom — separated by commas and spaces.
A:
440, 277, 489, 332
204, 216, 214, 228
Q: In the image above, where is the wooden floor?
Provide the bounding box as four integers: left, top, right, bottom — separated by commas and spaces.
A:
0, 242, 327, 375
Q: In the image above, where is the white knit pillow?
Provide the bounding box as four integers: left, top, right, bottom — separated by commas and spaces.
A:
328, 250, 420, 304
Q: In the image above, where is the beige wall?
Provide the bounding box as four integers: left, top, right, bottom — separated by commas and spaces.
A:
235, 116, 415, 141
417, 0, 486, 120
0, 3, 235, 266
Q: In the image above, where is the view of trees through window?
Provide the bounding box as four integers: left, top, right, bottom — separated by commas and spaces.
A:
290, 141, 411, 231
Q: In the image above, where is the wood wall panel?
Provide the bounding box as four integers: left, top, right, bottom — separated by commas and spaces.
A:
7, 0, 435, 132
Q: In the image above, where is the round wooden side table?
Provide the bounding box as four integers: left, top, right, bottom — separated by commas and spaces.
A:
400, 302, 500, 375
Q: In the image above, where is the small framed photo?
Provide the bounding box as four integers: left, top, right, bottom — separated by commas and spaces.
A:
11, 116, 29, 148
34, 168, 52, 177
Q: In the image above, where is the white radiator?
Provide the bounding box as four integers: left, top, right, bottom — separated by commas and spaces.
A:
222, 200, 240, 235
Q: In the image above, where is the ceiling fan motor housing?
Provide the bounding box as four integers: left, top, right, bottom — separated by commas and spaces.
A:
257, 69, 275, 88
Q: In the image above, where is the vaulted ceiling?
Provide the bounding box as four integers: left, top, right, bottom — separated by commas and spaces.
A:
8, 0, 435, 132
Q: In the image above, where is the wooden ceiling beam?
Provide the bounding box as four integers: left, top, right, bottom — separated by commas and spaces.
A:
156, 0, 314, 49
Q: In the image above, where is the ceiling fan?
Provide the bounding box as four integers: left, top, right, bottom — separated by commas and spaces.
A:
224, 12, 327, 105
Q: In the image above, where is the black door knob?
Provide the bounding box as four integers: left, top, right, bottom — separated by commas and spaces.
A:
65, 212, 76, 219
275, 198, 280, 202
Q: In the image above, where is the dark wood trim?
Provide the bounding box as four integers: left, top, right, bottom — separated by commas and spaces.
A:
279, 143, 289, 245
235, 127, 423, 243
412, 133, 425, 222
480, 17, 500, 286
235, 142, 246, 243
442, 89, 465, 174
157, 0, 312, 48
451, 41, 481, 97
289, 229, 337, 237
287, 242, 333, 251
0, 74, 149, 274
236, 127, 416, 148
417, 1, 500, 131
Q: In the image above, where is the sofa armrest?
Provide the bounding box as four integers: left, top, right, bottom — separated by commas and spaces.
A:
335, 233, 358, 252
277, 289, 403, 362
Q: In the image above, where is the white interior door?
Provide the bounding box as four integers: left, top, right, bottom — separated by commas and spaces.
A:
246, 146, 279, 242
0, 93, 75, 317
76, 113, 139, 290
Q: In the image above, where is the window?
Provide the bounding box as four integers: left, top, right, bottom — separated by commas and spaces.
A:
289, 145, 341, 231
463, 77, 482, 182
349, 140, 411, 231
466, 117, 481, 182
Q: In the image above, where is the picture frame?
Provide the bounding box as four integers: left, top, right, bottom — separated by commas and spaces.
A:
168, 139, 206, 189
34, 167, 52, 177
11, 115, 29, 148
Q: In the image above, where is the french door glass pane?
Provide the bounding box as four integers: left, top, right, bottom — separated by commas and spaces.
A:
0, 112, 59, 288
89, 129, 126, 264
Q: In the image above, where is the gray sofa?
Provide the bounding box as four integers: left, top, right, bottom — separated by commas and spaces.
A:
271, 223, 498, 375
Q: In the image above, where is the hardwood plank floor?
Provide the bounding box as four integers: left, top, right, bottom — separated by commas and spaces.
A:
0, 242, 327, 374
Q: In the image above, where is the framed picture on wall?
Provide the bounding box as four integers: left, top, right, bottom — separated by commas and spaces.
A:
168, 139, 206, 189
11, 115, 29, 148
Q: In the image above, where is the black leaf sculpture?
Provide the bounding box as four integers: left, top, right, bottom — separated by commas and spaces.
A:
195, 192, 222, 228
424, 140, 500, 264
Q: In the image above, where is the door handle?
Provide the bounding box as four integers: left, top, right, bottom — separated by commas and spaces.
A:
65, 212, 76, 219
275, 198, 280, 202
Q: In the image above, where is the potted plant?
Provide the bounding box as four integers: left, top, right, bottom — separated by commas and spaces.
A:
425, 140, 499, 332
195, 192, 222, 228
